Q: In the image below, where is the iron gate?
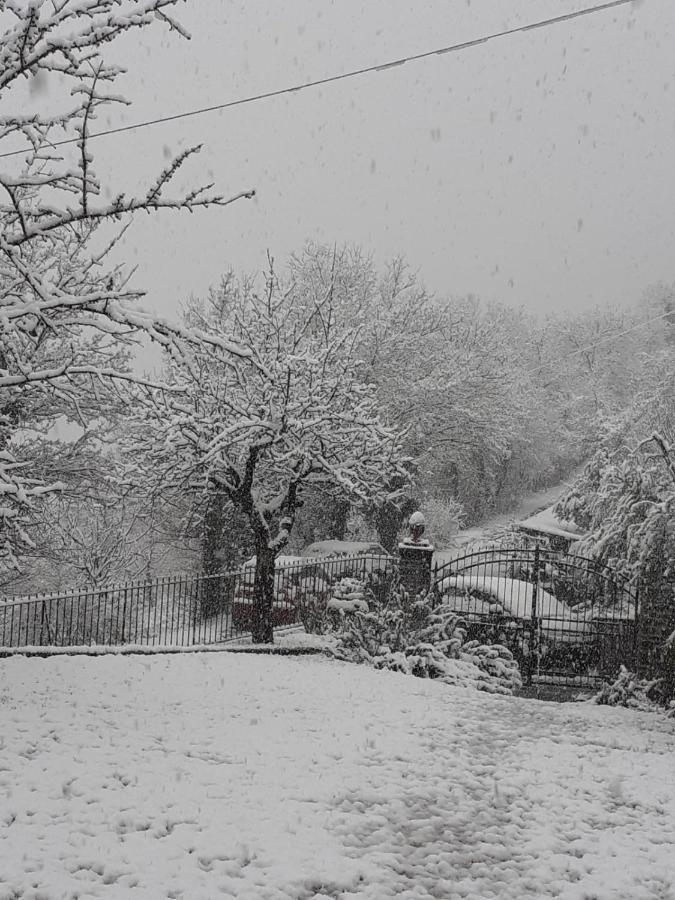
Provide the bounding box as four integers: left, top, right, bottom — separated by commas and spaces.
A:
433, 546, 638, 686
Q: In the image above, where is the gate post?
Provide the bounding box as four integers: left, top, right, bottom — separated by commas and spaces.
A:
527, 544, 540, 686
398, 512, 434, 598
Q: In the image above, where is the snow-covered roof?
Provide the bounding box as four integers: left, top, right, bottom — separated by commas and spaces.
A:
517, 505, 586, 542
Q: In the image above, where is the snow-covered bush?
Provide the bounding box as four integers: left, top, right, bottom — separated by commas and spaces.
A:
291, 575, 333, 635
297, 574, 381, 635
327, 577, 369, 614
594, 666, 674, 716
332, 584, 522, 695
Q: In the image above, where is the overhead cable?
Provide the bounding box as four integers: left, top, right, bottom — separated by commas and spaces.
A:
0, 0, 637, 160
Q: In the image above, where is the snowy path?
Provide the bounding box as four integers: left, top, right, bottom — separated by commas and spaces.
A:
436, 471, 585, 563
1, 652, 673, 899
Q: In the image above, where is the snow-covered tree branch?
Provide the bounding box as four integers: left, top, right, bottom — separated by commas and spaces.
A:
0, 0, 254, 575
128, 262, 410, 642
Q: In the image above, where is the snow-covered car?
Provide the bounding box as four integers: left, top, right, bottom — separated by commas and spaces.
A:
302, 539, 389, 558
301, 540, 393, 580
233, 555, 333, 629
436, 573, 592, 643
232, 545, 391, 630
436, 570, 637, 680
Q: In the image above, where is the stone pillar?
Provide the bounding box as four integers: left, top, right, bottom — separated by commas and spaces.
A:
397, 512, 434, 596
398, 542, 434, 596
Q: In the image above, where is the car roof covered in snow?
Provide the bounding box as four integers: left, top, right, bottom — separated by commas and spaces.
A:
302, 540, 390, 558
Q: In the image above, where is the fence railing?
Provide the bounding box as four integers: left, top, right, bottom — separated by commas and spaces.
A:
0, 547, 641, 686
0, 553, 394, 650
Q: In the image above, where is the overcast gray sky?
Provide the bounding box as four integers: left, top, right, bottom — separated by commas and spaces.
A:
79, 0, 675, 317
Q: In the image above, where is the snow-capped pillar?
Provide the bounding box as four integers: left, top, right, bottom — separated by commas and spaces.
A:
398, 512, 434, 597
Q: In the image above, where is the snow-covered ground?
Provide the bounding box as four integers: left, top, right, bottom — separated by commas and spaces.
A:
1, 652, 673, 899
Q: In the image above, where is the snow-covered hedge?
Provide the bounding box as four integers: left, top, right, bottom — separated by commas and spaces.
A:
294, 573, 391, 635
331, 584, 522, 695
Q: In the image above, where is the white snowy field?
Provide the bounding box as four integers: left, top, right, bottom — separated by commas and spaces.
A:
1, 653, 674, 900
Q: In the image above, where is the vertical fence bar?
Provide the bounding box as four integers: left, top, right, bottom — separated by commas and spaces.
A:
165, 575, 172, 645
633, 580, 640, 676
196, 575, 204, 643
120, 587, 128, 644
190, 576, 198, 646
213, 574, 220, 643
181, 576, 187, 646
167, 576, 175, 645
178, 577, 185, 647
206, 576, 214, 643
16, 600, 23, 647
39, 601, 47, 646
170, 576, 178, 646
66, 593, 73, 644
151, 578, 158, 646
162, 576, 170, 645
139, 580, 145, 645
158, 576, 165, 644
184, 576, 191, 646
88, 588, 95, 645
54, 598, 63, 644
527, 545, 540, 686
164, 576, 172, 645
133, 581, 140, 644
92, 587, 100, 644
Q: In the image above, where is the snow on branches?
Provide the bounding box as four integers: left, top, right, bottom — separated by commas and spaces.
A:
128, 263, 410, 640
0, 0, 254, 574
0, 1, 189, 93
556, 433, 675, 583
136, 264, 409, 545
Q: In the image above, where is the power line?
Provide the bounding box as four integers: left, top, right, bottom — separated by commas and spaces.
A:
524, 310, 672, 379
0, 0, 636, 160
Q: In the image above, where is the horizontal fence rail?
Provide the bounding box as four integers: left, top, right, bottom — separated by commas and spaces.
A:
0, 553, 394, 651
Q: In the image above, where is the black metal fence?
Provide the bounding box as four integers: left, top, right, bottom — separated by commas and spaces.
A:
0, 553, 393, 650
0, 547, 640, 685
433, 546, 639, 686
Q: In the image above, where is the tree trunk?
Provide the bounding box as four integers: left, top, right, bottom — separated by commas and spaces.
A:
332, 499, 351, 541
251, 540, 275, 643
200, 490, 226, 617
374, 501, 404, 554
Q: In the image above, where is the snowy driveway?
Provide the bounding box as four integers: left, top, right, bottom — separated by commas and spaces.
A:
1, 652, 673, 899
